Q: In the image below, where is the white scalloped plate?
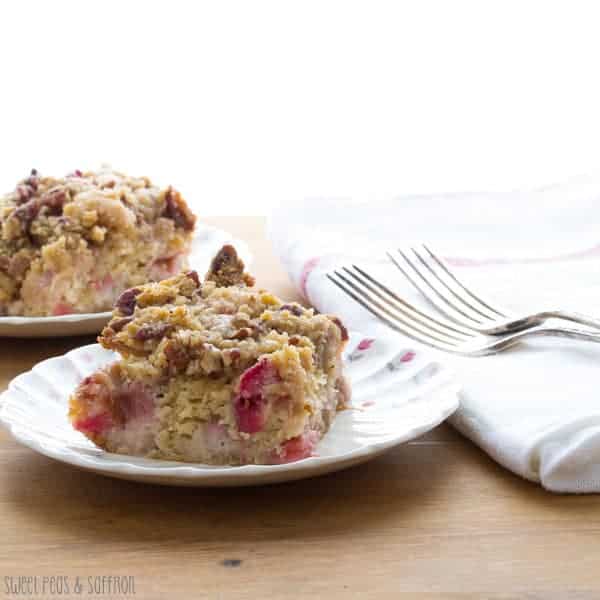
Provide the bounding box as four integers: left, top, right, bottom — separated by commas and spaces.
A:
0, 224, 252, 338
0, 332, 459, 486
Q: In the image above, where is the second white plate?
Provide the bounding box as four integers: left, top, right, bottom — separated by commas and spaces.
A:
0, 224, 252, 337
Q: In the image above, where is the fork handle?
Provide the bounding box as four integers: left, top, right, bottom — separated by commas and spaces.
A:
482, 310, 600, 335
524, 324, 600, 344
541, 310, 600, 332
469, 324, 600, 356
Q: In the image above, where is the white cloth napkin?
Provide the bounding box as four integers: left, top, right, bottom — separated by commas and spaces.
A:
268, 176, 600, 493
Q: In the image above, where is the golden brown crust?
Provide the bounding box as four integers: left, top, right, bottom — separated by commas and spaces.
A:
99, 249, 347, 383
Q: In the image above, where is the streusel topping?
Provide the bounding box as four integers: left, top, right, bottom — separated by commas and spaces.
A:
0, 166, 196, 314
99, 246, 347, 382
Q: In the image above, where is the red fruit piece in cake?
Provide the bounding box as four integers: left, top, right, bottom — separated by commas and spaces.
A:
234, 359, 280, 434
52, 302, 74, 316
273, 431, 320, 463
70, 369, 158, 454
70, 372, 116, 438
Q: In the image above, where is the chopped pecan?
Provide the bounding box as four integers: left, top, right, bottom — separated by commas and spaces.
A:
109, 316, 134, 332
14, 199, 39, 225
230, 322, 262, 340
206, 244, 252, 287
11, 187, 66, 228
99, 337, 148, 357
163, 187, 196, 231
115, 288, 141, 316
15, 185, 35, 204
185, 270, 201, 288
280, 303, 304, 317
134, 323, 173, 341
231, 327, 252, 340
40, 189, 67, 215
0, 256, 9, 272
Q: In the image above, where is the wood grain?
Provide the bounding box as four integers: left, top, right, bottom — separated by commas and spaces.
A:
1, 217, 599, 599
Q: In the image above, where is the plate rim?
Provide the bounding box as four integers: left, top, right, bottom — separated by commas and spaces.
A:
0, 337, 460, 485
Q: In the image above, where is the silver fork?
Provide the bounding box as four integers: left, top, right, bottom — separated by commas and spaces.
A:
327, 265, 600, 356
387, 245, 600, 335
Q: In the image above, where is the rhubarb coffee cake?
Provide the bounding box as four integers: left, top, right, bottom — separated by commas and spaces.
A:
0, 167, 196, 316
69, 246, 350, 465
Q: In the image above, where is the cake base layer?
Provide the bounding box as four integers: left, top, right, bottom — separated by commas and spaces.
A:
70, 360, 349, 465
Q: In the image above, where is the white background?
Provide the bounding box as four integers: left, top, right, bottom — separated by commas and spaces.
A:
1, 0, 599, 216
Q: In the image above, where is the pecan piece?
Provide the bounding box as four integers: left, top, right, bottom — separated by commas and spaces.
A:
206, 244, 254, 287
185, 270, 201, 288
135, 323, 173, 341
13, 198, 39, 226
115, 288, 141, 316
15, 170, 39, 203
279, 303, 304, 317
40, 188, 67, 215
15, 185, 35, 204
109, 316, 134, 332
230, 322, 262, 340
231, 327, 252, 340
163, 187, 196, 231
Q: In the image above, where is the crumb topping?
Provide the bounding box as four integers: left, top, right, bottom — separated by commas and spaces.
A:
0, 166, 196, 315
99, 248, 346, 384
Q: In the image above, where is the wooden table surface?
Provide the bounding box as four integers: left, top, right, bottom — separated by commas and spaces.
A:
1, 217, 599, 600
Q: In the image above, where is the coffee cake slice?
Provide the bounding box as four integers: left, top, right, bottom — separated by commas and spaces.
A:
69, 246, 350, 465
0, 167, 196, 316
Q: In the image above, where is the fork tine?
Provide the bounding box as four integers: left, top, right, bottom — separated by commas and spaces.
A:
343, 266, 475, 339
410, 246, 499, 321
422, 244, 507, 318
327, 273, 454, 352
336, 269, 468, 344
389, 250, 484, 325
327, 271, 462, 352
